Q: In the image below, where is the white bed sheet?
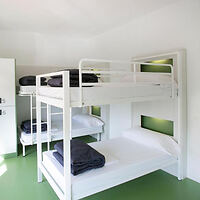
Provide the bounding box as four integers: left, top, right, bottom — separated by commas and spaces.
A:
20, 120, 103, 144
38, 84, 172, 104
19, 86, 36, 95
42, 136, 177, 199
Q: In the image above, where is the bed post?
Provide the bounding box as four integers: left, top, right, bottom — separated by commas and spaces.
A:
177, 50, 187, 180
36, 76, 43, 183
47, 104, 51, 151
63, 71, 72, 200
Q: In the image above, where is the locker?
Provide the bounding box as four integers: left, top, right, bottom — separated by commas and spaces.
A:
0, 58, 17, 156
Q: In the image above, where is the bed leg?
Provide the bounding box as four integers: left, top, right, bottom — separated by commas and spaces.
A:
97, 133, 101, 141
37, 168, 43, 183
22, 145, 25, 157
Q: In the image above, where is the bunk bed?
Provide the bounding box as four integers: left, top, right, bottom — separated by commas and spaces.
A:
18, 83, 104, 157
36, 58, 185, 200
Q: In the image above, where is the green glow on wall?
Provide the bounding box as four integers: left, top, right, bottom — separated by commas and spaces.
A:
141, 115, 173, 136
140, 58, 174, 136
141, 59, 173, 73
91, 106, 101, 117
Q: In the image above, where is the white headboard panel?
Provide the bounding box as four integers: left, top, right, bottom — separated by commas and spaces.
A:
132, 49, 187, 180
132, 99, 178, 140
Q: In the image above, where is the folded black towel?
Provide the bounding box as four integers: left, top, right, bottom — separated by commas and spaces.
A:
21, 119, 47, 134
19, 76, 47, 86
47, 69, 98, 87
47, 78, 80, 87
53, 140, 105, 175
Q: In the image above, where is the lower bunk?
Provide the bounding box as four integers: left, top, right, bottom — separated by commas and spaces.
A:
39, 128, 179, 200
20, 114, 104, 156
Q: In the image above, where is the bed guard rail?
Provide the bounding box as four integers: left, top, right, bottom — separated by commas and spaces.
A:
78, 58, 175, 100
36, 59, 175, 106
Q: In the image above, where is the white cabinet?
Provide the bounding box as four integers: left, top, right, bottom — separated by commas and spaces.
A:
0, 107, 16, 154
0, 58, 17, 156
0, 59, 15, 106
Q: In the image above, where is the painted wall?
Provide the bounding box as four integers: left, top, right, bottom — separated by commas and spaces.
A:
0, 0, 199, 182
0, 30, 91, 125
87, 0, 200, 182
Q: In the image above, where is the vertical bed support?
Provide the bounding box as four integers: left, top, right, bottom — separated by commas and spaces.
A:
22, 145, 25, 157
63, 71, 72, 200
177, 50, 187, 180
47, 104, 51, 151
30, 94, 33, 146
79, 60, 83, 107
36, 76, 43, 183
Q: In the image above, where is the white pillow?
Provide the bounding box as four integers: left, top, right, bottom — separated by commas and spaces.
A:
123, 126, 180, 158
72, 114, 104, 127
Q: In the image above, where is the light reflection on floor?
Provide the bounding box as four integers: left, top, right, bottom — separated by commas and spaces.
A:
0, 156, 7, 177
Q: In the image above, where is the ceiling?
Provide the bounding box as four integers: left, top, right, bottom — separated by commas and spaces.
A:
0, 0, 180, 38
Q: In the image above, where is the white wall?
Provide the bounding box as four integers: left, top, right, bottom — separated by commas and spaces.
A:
0, 30, 91, 125
0, 0, 199, 182
0, 31, 91, 66
87, 0, 200, 182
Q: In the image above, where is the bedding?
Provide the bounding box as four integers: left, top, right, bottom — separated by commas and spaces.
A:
72, 114, 104, 127
20, 120, 103, 144
123, 126, 180, 157
21, 119, 47, 134
42, 136, 177, 198
47, 69, 98, 87
19, 86, 36, 95
53, 139, 105, 175
47, 78, 81, 87
19, 76, 46, 86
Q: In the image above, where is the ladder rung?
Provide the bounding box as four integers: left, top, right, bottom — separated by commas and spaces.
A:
51, 112, 63, 115
32, 122, 47, 125
32, 107, 47, 110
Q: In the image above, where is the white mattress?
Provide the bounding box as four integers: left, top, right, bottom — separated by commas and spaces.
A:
20, 120, 103, 144
19, 86, 36, 95
42, 136, 177, 199
38, 84, 172, 105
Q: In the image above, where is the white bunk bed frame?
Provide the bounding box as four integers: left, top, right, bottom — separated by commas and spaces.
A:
18, 93, 47, 156
18, 89, 103, 157
36, 57, 185, 200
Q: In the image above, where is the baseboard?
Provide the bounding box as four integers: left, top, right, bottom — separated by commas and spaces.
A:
2, 152, 18, 159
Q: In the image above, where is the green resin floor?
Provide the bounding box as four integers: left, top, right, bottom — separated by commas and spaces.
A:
0, 138, 200, 200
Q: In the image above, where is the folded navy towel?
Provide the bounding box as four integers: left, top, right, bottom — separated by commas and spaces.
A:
47, 78, 80, 87
48, 69, 98, 87
53, 140, 105, 175
19, 76, 47, 86
21, 119, 47, 134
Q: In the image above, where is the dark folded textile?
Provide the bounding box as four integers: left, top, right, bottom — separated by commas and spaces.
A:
21, 119, 47, 134
19, 76, 47, 86
47, 78, 80, 87
53, 140, 105, 175
47, 69, 98, 87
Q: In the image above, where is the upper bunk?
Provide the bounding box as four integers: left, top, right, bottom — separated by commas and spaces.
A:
36, 59, 177, 108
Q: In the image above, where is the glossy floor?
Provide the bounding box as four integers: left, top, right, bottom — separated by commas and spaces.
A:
0, 140, 200, 200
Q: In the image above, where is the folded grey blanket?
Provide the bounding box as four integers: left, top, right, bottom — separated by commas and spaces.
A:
19, 76, 46, 86
48, 69, 98, 87
21, 119, 47, 134
53, 139, 105, 175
